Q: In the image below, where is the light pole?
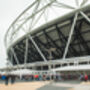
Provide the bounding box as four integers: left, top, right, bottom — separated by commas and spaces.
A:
46, 48, 56, 81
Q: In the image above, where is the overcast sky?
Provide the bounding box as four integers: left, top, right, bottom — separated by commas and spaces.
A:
0, 0, 90, 68
0, 0, 34, 68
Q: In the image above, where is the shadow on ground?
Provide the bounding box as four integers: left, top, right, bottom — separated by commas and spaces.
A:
37, 84, 70, 90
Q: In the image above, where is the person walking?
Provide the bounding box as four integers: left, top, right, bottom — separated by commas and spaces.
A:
79, 74, 84, 81
5, 75, 9, 85
84, 74, 88, 81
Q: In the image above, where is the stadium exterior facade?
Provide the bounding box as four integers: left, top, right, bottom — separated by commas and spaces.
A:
4, 0, 90, 72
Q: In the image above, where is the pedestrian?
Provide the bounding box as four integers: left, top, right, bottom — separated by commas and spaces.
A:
1, 75, 6, 81
11, 75, 15, 84
84, 74, 88, 81
79, 74, 84, 81
5, 75, 9, 85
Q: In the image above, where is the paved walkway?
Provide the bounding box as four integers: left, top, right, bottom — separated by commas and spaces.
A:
52, 81, 90, 90
0, 81, 49, 90
38, 84, 70, 90
0, 81, 90, 90
70, 82, 90, 90
38, 81, 90, 90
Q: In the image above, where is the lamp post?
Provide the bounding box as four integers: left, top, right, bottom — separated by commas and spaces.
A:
46, 48, 56, 81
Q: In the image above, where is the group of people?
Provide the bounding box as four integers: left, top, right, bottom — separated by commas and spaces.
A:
0, 73, 89, 85
0, 75, 16, 85
79, 73, 89, 81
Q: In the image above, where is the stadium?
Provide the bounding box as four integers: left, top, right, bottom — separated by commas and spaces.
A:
4, 0, 90, 73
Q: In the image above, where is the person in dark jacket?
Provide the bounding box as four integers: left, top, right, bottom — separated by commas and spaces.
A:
11, 75, 15, 84
5, 75, 9, 85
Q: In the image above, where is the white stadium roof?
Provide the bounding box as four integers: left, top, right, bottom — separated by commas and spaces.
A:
52, 65, 90, 72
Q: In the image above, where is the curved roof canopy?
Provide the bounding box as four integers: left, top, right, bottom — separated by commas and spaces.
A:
5, 0, 90, 48
5, 0, 90, 66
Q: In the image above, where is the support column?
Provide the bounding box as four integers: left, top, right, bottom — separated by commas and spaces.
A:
41, 65, 43, 71
28, 35, 47, 62
75, 0, 79, 6
10, 52, 13, 66
24, 38, 29, 68
80, 11, 90, 23
63, 13, 78, 59
11, 47, 20, 68
80, 11, 90, 65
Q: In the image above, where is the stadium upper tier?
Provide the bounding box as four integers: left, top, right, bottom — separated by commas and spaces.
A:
5, 0, 90, 65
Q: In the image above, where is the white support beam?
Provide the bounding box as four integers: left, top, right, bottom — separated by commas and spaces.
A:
9, 0, 56, 37
28, 35, 47, 62
75, 0, 79, 6
55, 1, 75, 9
24, 38, 29, 67
80, 0, 88, 7
11, 48, 20, 67
80, 11, 90, 23
63, 13, 78, 59
10, 52, 13, 67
